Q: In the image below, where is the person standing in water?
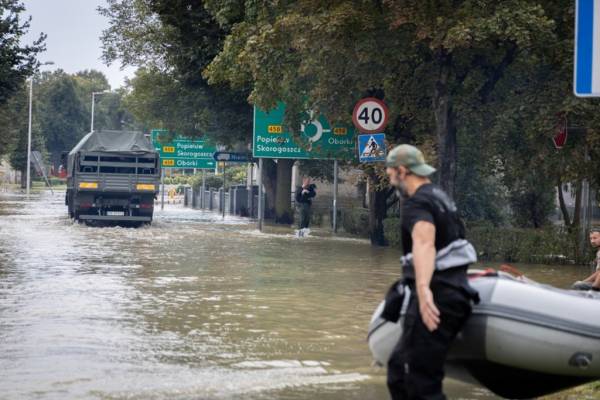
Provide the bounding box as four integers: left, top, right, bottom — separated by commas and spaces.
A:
384, 144, 478, 400
295, 177, 316, 236
572, 228, 600, 291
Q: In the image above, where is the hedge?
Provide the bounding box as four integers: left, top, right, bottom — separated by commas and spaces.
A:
383, 217, 588, 265
341, 208, 370, 237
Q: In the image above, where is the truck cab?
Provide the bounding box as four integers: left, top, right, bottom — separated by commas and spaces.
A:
66, 130, 160, 225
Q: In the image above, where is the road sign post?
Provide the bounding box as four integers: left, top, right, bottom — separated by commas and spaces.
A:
222, 163, 226, 219
257, 158, 264, 231
575, 0, 600, 97
201, 169, 206, 209
333, 159, 338, 233
160, 168, 165, 211
247, 163, 254, 218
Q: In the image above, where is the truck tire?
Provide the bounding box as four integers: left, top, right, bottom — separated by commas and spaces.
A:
67, 196, 74, 219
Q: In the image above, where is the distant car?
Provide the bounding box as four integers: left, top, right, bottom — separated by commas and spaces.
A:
65, 130, 160, 226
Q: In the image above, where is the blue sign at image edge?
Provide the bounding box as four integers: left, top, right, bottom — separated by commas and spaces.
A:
574, 0, 599, 97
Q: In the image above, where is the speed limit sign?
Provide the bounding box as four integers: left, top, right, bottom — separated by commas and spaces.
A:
352, 98, 389, 133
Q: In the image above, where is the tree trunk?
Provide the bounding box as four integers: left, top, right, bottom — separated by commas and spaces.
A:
274, 159, 295, 224
573, 180, 583, 230
20, 168, 27, 189
432, 51, 457, 199
368, 174, 389, 246
262, 159, 277, 219
557, 179, 572, 228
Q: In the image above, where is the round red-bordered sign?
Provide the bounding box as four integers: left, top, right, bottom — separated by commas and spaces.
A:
352, 98, 389, 133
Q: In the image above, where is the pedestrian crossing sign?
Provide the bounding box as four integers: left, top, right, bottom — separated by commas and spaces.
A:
358, 133, 386, 163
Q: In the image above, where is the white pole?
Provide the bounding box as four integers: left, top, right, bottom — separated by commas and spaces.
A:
257, 158, 263, 231
90, 93, 95, 133
161, 168, 165, 210
201, 169, 206, 209
26, 78, 33, 198
333, 159, 339, 233
247, 163, 253, 218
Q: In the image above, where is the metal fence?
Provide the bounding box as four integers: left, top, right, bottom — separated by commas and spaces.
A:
184, 185, 259, 217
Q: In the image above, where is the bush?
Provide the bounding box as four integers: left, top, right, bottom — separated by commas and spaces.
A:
383, 217, 402, 249
48, 177, 66, 186
190, 174, 224, 190
467, 224, 581, 264
383, 217, 586, 265
341, 207, 370, 237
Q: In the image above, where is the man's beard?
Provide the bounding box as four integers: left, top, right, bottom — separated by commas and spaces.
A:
394, 181, 409, 200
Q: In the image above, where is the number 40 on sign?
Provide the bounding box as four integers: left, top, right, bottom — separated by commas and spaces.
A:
352, 97, 389, 133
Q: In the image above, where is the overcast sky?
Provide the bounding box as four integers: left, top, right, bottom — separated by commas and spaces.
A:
23, 0, 136, 89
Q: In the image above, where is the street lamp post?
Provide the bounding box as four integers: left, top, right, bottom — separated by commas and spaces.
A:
26, 61, 54, 198
90, 90, 110, 133
26, 78, 33, 198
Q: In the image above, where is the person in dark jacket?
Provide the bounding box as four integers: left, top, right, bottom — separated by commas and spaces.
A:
384, 144, 478, 400
295, 177, 316, 233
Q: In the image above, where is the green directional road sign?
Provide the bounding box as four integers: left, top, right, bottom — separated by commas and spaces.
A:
151, 129, 216, 169
253, 103, 356, 160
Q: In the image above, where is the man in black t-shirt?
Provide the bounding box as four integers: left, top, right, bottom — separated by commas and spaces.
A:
384, 144, 478, 400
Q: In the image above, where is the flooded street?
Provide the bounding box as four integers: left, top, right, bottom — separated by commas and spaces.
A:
0, 190, 589, 400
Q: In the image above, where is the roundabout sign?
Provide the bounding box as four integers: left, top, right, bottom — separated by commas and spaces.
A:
253, 103, 356, 160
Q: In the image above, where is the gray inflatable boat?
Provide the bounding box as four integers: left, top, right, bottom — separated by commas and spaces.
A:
368, 270, 600, 399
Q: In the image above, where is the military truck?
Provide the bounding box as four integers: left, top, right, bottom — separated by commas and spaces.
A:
65, 130, 160, 225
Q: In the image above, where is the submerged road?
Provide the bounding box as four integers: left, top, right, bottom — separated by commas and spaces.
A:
0, 190, 585, 399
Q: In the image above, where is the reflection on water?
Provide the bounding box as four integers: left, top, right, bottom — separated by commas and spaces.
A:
0, 190, 590, 399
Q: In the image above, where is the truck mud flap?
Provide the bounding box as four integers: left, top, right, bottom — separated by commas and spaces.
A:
79, 215, 152, 222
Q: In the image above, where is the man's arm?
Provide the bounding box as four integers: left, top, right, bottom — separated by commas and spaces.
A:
412, 220, 440, 331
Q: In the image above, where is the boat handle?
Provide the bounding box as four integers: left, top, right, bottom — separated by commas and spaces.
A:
569, 352, 592, 369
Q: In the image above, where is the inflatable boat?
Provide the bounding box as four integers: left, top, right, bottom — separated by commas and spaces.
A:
368, 270, 600, 399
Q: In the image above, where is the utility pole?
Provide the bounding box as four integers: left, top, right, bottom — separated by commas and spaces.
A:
91, 90, 110, 132
26, 77, 33, 198
26, 61, 53, 198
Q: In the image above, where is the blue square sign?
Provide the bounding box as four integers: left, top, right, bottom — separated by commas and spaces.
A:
575, 0, 600, 96
358, 133, 386, 163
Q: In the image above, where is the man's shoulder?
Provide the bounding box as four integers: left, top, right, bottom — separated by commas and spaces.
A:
405, 184, 437, 206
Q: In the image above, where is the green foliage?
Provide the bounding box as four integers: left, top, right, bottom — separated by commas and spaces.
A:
0, 0, 45, 105
0, 0, 45, 157
99, 0, 600, 241
297, 159, 337, 183
384, 217, 587, 265
341, 208, 370, 238
163, 166, 247, 190
467, 224, 584, 264
36, 71, 88, 166
100, 0, 253, 143
383, 217, 403, 251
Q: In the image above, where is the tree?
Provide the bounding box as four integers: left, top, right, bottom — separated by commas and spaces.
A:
0, 0, 45, 157
6, 85, 45, 188
203, 0, 592, 243
36, 71, 88, 167
0, 0, 45, 105
100, 0, 287, 220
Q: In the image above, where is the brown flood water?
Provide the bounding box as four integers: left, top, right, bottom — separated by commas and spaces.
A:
0, 190, 591, 399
